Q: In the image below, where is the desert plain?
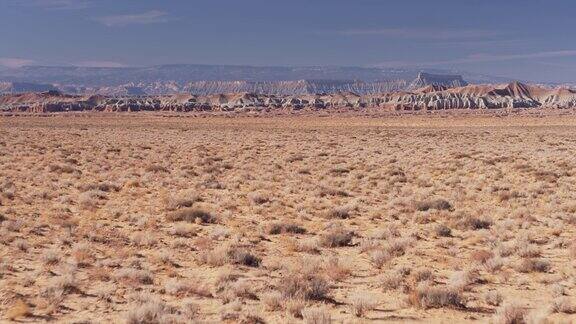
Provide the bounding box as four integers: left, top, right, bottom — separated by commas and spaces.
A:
1, 112, 576, 323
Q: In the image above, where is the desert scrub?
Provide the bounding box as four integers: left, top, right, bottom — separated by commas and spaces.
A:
319, 228, 353, 248
350, 293, 377, 317
166, 208, 217, 224
516, 258, 550, 273
407, 282, 465, 309
492, 303, 527, 324
266, 222, 306, 235
164, 191, 202, 211
115, 268, 154, 285
198, 245, 261, 267
414, 199, 452, 211
278, 268, 330, 301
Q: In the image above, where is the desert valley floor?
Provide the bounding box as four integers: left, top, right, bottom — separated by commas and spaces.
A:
1, 113, 576, 323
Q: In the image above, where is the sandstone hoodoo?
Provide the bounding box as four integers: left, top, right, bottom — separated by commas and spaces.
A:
2, 81, 576, 113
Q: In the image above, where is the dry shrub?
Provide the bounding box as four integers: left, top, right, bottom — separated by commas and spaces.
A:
285, 298, 306, 318
41, 248, 61, 266
330, 167, 350, 175
516, 258, 550, 273
448, 269, 480, 292
408, 282, 465, 309
239, 313, 266, 324
210, 226, 230, 240
247, 192, 270, 205
164, 278, 212, 298
457, 215, 492, 230
262, 291, 283, 311
484, 290, 503, 306
71, 242, 95, 267
381, 272, 404, 291
415, 199, 452, 211
0, 182, 15, 200
6, 299, 30, 320
166, 208, 216, 224
370, 250, 392, 269
517, 244, 542, 258
551, 284, 566, 297
318, 187, 349, 197
279, 269, 330, 301
227, 248, 262, 267
550, 297, 576, 314
323, 257, 351, 282
41, 272, 80, 310
48, 163, 76, 174
198, 245, 261, 268
412, 268, 434, 283
78, 191, 102, 210
302, 307, 332, 324
222, 280, 259, 302
169, 222, 197, 237
3, 219, 23, 232
386, 237, 414, 256
115, 268, 153, 285
287, 238, 320, 254
326, 206, 352, 219
470, 250, 494, 264
125, 298, 178, 324
484, 256, 505, 273
145, 165, 169, 173
319, 229, 353, 248
267, 222, 306, 235
359, 238, 380, 253
165, 191, 201, 211
78, 181, 120, 193
569, 241, 576, 258
435, 224, 452, 237
493, 303, 527, 324
198, 246, 228, 266
350, 293, 377, 317
14, 238, 29, 251
131, 232, 158, 247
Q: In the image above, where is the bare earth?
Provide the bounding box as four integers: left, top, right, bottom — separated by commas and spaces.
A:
1, 114, 576, 323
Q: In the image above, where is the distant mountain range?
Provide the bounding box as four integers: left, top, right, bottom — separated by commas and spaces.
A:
3, 81, 576, 113
0, 64, 506, 96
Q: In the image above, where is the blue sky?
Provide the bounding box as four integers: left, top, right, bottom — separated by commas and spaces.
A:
1, 0, 575, 82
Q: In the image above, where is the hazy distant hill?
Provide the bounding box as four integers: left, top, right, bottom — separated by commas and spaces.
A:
0, 64, 508, 95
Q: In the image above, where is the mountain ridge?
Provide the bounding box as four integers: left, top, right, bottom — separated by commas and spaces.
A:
0, 64, 507, 95
3, 81, 576, 113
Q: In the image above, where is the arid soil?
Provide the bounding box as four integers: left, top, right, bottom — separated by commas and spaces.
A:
1, 114, 576, 323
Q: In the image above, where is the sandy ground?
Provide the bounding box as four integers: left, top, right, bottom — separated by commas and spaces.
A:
1, 114, 576, 323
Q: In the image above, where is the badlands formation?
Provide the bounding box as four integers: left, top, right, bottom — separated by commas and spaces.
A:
1, 81, 576, 113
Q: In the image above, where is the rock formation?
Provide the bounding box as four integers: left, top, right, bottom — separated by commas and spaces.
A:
2, 82, 576, 113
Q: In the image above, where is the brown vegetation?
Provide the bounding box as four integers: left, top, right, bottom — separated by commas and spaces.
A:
1, 114, 576, 322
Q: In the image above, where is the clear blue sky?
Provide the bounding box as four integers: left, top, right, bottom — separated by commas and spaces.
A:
1, 0, 575, 82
